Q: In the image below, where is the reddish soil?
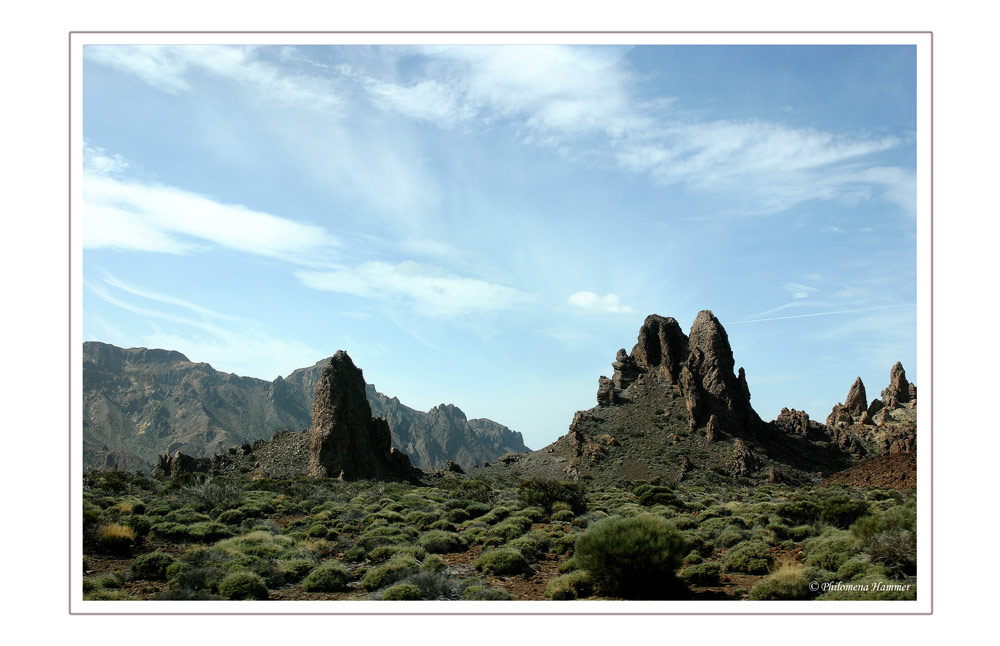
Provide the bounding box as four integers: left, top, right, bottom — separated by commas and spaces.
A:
821, 452, 916, 489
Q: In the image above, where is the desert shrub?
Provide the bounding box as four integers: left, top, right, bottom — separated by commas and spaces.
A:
573, 514, 688, 599
474, 549, 531, 576
361, 556, 420, 591
124, 514, 152, 537
381, 582, 422, 600
516, 479, 586, 514
465, 501, 490, 518
129, 551, 176, 581
803, 531, 861, 572
715, 525, 746, 548
551, 532, 579, 555
301, 562, 350, 592
678, 562, 722, 586
421, 554, 447, 572
670, 515, 699, 531
697, 505, 732, 521
97, 523, 138, 555
820, 495, 870, 528
551, 509, 575, 522
188, 522, 231, 543
83, 573, 123, 593
836, 556, 886, 581
84, 589, 137, 600
507, 533, 550, 562
278, 559, 316, 584
633, 484, 681, 508
515, 506, 547, 522
341, 546, 367, 563
462, 584, 512, 600
217, 531, 296, 560
864, 529, 917, 577
446, 508, 470, 523
358, 525, 417, 551
682, 551, 703, 565
168, 566, 226, 594
451, 480, 495, 504
394, 571, 462, 600
723, 541, 774, 574
545, 570, 595, 600
218, 572, 268, 600
307, 523, 329, 538
217, 509, 245, 525
748, 561, 811, 600
165, 508, 212, 525
429, 519, 457, 532
419, 530, 466, 554
851, 500, 915, 539
776, 500, 821, 524
486, 517, 533, 542
150, 522, 191, 542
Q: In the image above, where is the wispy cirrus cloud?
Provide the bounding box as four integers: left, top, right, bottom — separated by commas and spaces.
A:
296, 261, 529, 319
85, 274, 322, 378
82, 148, 339, 263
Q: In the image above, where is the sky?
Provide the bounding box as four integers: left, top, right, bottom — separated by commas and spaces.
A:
81, 44, 917, 450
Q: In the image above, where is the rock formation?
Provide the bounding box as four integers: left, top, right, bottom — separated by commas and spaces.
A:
83, 341, 527, 472
306, 351, 416, 481
825, 362, 917, 455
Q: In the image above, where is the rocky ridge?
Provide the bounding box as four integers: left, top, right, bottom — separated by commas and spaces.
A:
473, 311, 910, 486
83, 341, 527, 472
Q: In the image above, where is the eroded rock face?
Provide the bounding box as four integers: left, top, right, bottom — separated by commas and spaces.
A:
306, 351, 416, 481
591, 310, 763, 439
883, 362, 914, 408
846, 377, 868, 417
825, 363, 917, 456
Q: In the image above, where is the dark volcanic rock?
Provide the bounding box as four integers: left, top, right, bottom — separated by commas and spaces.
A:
630, 314, 688, 384
306, 351, 416, 481
845, 377, 868, 417
83, 341, 527, 472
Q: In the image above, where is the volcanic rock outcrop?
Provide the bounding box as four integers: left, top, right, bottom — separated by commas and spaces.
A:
598, 312, 764, 441
306, 351, 416, 481
475, 310, 856, 485
826, 363, 918, 455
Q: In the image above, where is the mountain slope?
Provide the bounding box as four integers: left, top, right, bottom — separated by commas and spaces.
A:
82, 342, 528, 472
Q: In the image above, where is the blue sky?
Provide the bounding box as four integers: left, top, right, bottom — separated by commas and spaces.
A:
81, 44, 917, 449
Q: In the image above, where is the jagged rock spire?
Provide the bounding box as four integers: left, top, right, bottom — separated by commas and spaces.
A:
307, 351, 415, 480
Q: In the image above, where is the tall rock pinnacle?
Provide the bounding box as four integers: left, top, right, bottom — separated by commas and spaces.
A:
306, 351, 416, 480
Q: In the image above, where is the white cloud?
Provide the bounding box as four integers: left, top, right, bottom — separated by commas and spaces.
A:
86, 45, 344, 111
82, 169, 339, 263
566, 291, 635, 314
85, 275, 322, 379
784, 282, 818, 299
296, 261, 527, 319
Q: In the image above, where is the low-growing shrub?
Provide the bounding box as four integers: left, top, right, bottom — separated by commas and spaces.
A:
218, 572, 269, 600
419, 530, 466, 554
277, 559, 316, 584
129, 551, 176, 580
474, 549, 530, 576
381, 583, 422, 600
679, 562, 722, 586
820, 495, 870, 529
748, 560, 811, 600
723, 541, 774, 574
803, 531, 861, 572
97, 523, 138, 555
573, 514, 688, 599
516, 479, 586, 514
301, 562, 350, 592
361, 556, 420, 591
775, 501, 821, 524
545, 570, 594, 600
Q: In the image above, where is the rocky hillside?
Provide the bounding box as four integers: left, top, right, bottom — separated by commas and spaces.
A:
473, 311, 909, 486
83, 342, 527, 472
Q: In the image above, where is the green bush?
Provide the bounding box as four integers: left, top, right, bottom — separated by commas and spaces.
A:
486, 517, 533, 542
474, 549, 531, 576
821, 495, 870, 528
301, 562, 350, 592
803, 531, 861, 572
217, 509, 245, 525
573, 514, 688, 599
421, 554, 447, 572
545, 570, 594, 600
278, 559, 316, 584
775, 500, 821, 524
723, 541, 774, 574
361, 556, 420, 591
97, 523, 138, 555
465, 501, 491, 518
381, 582, 422, 600
129, 551, 176, 581
633, 484, 680, 508
678, 562, 722, 586
419, 530, 466, 554
218, 571, 269, 600
748, 561, 812, 600
516, 479, 586, 514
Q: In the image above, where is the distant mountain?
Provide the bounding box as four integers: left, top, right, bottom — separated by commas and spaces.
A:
82, 342, 528, 472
